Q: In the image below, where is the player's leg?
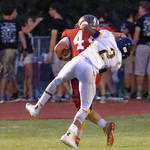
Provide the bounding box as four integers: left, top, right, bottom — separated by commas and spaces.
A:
87, 110, 115, 146
71, 79, 86, 138
71, 74, 115, 146
25, 76, 64, 117
25, 58, 78, 116
89, 72, 116, 146
61, 61, 96, 148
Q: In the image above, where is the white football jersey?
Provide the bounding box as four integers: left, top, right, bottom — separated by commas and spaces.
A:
80, 30, 122, 72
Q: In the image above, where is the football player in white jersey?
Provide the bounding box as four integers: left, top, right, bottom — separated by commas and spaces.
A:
26, 24, 133, 148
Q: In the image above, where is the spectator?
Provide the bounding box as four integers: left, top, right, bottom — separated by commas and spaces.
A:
94, 7, 116, 30
46, 2, 71, 102
21, 17, 43, 101
0, 2, 27, 102
120, 8, 137, 99
133, 1, 150, 100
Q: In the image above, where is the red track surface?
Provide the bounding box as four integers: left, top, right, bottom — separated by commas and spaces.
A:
0, 99, 150, 120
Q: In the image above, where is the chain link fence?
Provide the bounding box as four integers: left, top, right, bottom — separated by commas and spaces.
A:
16, 36, 54, 99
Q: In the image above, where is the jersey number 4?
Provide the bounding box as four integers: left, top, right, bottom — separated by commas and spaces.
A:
73, 30, 93, 50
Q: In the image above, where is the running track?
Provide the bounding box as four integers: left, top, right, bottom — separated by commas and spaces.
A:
0, 99, 150, 120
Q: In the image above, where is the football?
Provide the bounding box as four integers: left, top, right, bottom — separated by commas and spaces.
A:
61, 48, 72, 61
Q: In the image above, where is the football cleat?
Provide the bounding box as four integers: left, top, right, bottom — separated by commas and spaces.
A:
103, 122, 116, 146
60, 131, 80, 149
25, 103, 40, 117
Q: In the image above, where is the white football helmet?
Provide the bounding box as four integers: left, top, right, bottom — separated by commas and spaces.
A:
78, 14, 99, 29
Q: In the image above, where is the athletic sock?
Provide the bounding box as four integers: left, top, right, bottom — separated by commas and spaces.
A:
97, 119, 107, 128
68, 123, 78, 135
36, 91, 52, 108
77, 130, 82, 138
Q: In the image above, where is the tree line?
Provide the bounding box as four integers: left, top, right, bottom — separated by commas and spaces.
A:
0, 0, 141, 35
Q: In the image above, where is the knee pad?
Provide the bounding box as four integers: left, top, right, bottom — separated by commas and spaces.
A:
74, 108, 88, 124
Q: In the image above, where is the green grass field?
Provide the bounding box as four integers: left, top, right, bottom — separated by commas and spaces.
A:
0, 114, 150, 150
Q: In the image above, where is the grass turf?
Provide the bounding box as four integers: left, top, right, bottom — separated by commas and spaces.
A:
0, 114, 150, 150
